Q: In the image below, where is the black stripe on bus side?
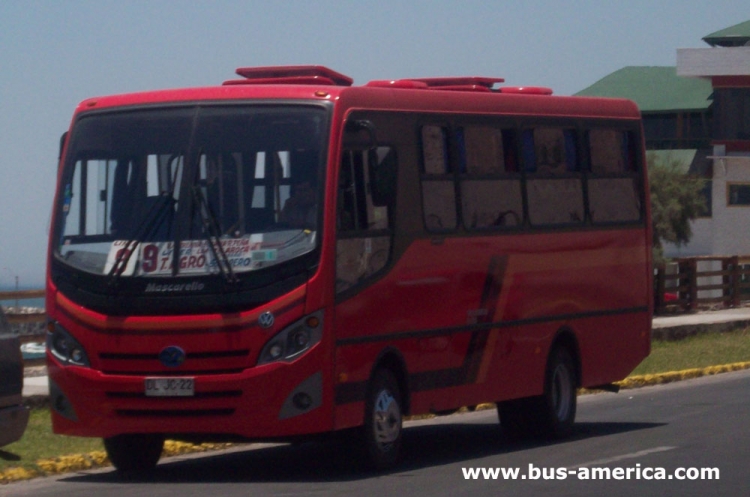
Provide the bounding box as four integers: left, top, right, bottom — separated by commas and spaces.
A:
333, 305, 648, 405
335, 306, 648, 347
462, 255, 507, 384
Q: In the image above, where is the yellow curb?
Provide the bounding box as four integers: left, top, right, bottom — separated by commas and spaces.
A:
615, 361, 750, 389
3, 361, 750, 484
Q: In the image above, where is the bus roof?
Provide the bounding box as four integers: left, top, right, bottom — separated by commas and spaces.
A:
73, 65, 641, 120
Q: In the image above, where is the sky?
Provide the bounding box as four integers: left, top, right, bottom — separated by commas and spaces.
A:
1, 0, 748, 287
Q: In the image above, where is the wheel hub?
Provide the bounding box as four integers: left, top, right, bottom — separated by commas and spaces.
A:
373, 389, 401, 447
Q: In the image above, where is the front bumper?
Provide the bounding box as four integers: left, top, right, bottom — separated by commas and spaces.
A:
48, 348, 330, 441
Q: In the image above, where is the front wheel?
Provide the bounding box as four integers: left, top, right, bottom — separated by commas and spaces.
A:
104, 434, 164, 472
362, 369, 403, 470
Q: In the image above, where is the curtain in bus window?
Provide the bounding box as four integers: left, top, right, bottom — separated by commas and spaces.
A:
420, 125, 457, 231
461, 180, 522, 228
588, 178, 640, 222
527, 179, 585, 225
587, 129, 641, 223
336, 236, 391, 293
590, 129, 625, 174
422, 181, 457, 230
463, 127, 505, 175
422, 126, 449, 174
522, 130, 536, 172
532, 128, 577, 175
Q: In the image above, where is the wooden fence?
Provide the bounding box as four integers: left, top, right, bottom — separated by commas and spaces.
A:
0, 289, 46, 367
654, 255, 750, 313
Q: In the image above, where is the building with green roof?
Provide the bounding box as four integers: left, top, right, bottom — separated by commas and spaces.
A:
576, 67, 713, 150
578, 20, 750, 260
702, 20, 750, 47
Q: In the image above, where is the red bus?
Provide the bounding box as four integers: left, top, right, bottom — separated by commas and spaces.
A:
46, 66, 652, 471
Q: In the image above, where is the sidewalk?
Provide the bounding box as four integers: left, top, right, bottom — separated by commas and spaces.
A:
22, 375, 50, 398
652, 307, 750, 339
22, 308, 750, 399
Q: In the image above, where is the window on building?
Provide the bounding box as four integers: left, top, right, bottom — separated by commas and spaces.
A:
727, 183, 750, 206
714, 89, 750, 141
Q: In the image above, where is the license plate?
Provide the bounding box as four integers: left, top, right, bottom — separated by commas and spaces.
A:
145, 377, 195, 397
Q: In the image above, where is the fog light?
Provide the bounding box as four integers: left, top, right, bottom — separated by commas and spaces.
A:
293, 392, 313, 410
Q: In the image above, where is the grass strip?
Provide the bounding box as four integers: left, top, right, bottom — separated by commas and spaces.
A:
631, 328, 750, 375
1, 435, 233, 483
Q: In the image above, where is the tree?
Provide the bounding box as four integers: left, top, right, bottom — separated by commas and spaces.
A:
647, 153, 707, 264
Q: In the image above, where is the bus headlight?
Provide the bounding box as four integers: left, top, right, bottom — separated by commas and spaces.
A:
46, 322, 90, 367
258, 312, 323, 365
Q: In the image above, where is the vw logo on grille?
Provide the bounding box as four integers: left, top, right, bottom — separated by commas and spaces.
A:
258, 311, 275, 329
159, 346, 186, 368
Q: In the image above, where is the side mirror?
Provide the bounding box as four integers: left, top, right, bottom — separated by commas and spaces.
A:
343, 119, 377, 150
58, 132, 68, 164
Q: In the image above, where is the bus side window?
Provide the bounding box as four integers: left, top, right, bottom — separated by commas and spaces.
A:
420, 125, 457, 231
587, 129, 641, 223
459, 126, 523, 229
336, 146, 395, 294
525, 127, 585, 226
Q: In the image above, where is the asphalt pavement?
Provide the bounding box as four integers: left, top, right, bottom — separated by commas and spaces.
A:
9, 369, 750, 496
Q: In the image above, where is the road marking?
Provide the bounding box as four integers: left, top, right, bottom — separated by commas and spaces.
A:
570, 446, 677, 468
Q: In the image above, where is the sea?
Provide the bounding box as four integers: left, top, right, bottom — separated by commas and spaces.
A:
0, 297, 45, 310
1, 286, 45, 360
0, 286, 45, 311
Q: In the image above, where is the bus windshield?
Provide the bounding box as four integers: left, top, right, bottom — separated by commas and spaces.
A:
54, 104, 328, 279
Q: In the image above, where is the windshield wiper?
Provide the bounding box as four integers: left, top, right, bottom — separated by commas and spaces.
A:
106, 193, 175, 286
191, 177, 239, 284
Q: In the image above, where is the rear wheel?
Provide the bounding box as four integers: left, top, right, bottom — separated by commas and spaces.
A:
498, 346, 577, 439
540, 347, 577, 437
104, 434, 164, 472
362, 369, 403, 470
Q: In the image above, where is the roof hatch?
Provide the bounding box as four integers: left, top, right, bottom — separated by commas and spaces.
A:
224, 65, 354, 86
220, 66, 553, 94
366, 76, 505, 92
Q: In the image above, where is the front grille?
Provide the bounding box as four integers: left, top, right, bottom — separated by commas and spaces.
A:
106, 390, 242, 399
101, 368, 245, 376
97, 348, 251, 375
99, 349, 250, 360
115, 409, 235, 417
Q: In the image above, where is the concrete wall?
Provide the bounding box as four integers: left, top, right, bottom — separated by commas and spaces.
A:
710, 154, 750, 256
677, 47, 750, 77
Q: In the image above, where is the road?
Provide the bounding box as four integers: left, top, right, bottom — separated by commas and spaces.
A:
5, 369, 750, 496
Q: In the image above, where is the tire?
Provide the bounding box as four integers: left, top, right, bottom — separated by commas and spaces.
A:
104, 434, 164, 472
540, 347, 577, 438
362, 369, 403, 470
498, 347, 577, 439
